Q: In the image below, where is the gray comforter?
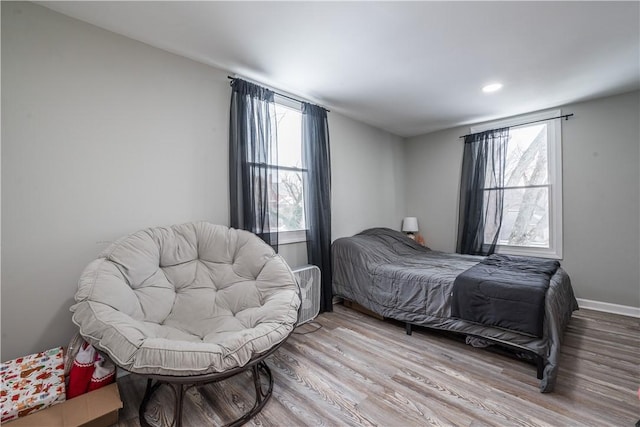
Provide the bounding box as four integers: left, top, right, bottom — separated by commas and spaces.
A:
452, 254, 560, 337
332, 228, 579, 392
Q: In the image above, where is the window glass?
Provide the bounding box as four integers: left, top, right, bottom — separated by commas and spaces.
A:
270, 101, 306, 234
275, 104, 302, 169
474, 111, 562, 258
504, 124, 548, 186
489, 123, 550, 248
486, 187, 550, 248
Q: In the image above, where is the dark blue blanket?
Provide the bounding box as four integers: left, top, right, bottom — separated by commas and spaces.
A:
451, 254, 560, 337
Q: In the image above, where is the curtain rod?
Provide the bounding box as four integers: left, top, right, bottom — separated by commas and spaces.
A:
459, 113, 573, 139
227, 76, 330, 112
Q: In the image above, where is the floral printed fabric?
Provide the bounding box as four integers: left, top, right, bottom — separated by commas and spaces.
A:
0, 347, 66, 423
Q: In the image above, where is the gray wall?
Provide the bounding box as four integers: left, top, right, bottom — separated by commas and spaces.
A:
331, 113, 406, 239
406, 91, 640, 308
1, 2, 405, 360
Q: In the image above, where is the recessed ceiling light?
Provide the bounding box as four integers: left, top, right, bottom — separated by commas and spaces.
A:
482, 83, 503, 93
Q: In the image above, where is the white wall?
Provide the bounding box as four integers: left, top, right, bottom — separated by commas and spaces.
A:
406, 91, 640, 308
1, 2, 405, 360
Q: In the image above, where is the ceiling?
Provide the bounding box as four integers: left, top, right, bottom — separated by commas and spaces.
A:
39, 1, 639, 137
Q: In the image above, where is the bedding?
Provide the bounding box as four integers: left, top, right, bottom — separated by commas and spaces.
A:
332, 227, 578, 392
451, 254, 560, 337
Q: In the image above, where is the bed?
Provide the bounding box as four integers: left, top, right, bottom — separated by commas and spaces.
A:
331, 227, 578, 392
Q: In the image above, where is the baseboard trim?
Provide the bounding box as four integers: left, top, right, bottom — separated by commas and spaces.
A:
576, 298, 640, 318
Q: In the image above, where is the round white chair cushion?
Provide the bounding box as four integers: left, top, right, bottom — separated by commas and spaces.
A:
71, 222, 301, 376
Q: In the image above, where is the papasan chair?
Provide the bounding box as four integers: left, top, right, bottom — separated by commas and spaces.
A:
71, 222, 301, 427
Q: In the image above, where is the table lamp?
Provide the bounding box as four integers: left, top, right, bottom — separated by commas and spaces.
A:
402, 217, 419, 239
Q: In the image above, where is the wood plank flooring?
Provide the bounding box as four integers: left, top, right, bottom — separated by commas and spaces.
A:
114, 304, 640, 426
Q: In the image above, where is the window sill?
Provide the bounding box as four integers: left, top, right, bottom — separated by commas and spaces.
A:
494, 245, 562, 260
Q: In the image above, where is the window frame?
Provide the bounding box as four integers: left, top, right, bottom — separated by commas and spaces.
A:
271, 95, 308, 244
469, 109, 563, 259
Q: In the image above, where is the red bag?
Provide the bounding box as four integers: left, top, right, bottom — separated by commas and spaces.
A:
66, 342, 95, 399
87, 354, 116, 392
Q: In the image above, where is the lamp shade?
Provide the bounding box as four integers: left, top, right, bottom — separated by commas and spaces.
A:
402, 217, 419, 233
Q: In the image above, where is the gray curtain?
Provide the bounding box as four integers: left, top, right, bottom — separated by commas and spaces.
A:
457, 128, 509, 255
229, 79, 279, 250
302, 103, 332, 313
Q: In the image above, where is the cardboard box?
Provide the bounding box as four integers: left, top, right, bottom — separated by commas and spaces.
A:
5, 383, 122, 427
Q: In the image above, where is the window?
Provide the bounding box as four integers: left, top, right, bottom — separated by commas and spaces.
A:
267, 95, 306, 244
471, 110, 563, 258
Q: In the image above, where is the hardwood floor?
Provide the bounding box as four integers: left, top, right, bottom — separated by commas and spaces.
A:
114, 304, 640, 426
